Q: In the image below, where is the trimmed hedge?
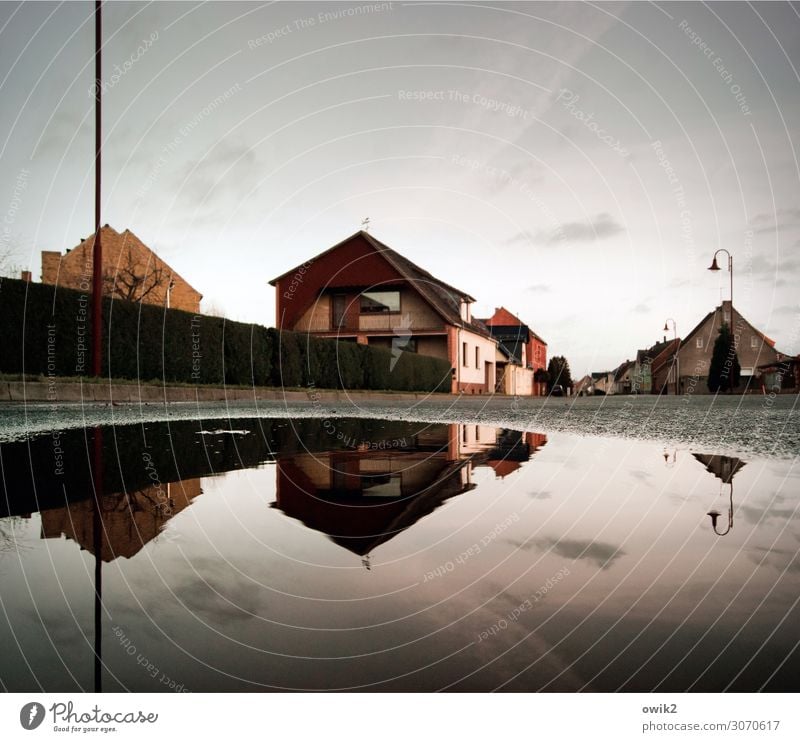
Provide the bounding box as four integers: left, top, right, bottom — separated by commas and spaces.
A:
0, 277, 452, 392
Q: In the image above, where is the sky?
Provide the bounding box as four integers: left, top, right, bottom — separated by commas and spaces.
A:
1, 0, 798, 374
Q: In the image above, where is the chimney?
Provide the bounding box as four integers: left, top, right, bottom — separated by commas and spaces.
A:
21, 270, 31, 283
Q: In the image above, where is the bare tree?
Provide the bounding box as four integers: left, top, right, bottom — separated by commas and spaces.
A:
103, 245, 172, 304
0, 234, 24, 279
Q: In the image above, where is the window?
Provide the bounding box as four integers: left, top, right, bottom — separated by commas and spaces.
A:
332, 294, 346, 328
751, 335, 759, 349
696, 337, 703, 348
475, 347, 480, 368
462, 342, 468, 367
360, 290, 400, 313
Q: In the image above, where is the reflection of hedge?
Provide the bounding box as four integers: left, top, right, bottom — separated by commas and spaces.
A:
0, 277, 451, 392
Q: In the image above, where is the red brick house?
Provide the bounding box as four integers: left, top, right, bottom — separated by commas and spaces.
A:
269, 231, 498, 393
40, 225, 202, 313
481, 307, 548, 396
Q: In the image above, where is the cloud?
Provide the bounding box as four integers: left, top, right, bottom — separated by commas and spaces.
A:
745, 254, 800, 279
528, 490, 552, 500
632, 302, 651, 314
538, 212, 625, 245
508, 536, 625, 569
527, 283, 551, 293
750, 208, 800, 233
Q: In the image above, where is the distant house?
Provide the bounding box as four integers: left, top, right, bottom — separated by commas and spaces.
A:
592, 370, 615, 395
633, 338, 681, 394
574, 374, 594, 396
480, 307, 548, 396
39, 225, 202, 313
269, 231, 498, 393
676, 301, 785, 392
613, 360, 636, 394
757, 356, 800, 393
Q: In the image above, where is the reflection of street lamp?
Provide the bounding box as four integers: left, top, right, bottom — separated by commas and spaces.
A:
663, 318, 678, 395
707, 481, 734, 536
662, 448, 676, 467
708, 249, 733, 308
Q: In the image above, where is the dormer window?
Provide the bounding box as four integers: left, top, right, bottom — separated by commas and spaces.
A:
360, 290, 400, 313
460, 300, 471, 323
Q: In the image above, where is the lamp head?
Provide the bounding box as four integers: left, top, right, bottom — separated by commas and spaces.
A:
708, 256, 721, 271
707, 510, 720, 529
663, 322, 669, 332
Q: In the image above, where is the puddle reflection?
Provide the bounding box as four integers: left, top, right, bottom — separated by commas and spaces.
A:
0, 418, 797, 692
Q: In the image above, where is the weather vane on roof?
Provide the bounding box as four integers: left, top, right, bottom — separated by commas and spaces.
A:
361, 217, 370, 232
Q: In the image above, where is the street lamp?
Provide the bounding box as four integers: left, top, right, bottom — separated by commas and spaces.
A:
663, 318, 678, 395
708, 249, 733, 308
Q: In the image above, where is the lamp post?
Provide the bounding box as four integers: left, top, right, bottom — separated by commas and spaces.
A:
708, 249, 733, 309
663, 318, 678, 395
91, 0, 103, 377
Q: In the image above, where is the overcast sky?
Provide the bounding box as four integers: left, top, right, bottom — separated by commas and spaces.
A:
1, 1, 798, 374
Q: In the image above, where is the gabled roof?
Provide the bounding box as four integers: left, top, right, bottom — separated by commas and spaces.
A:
614, 360, 635, 381
270, 230, 493, 338
650, 338, 681, 373
65, 225, 201, 299
482, 306, 547, 346
680, 302, 777, 353
485, 307, 524, 327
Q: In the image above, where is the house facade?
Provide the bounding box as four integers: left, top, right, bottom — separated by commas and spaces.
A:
40, 225, 202, 313
269, 231, 497, 393
613, 360, 635, 394
481, 307, 548, 396
676, 301, 784, 392
632, 338, 680, 394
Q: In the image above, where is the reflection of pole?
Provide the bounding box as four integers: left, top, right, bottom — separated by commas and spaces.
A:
707, 482, 734, 536
92, 427, 103, 692
91, 1, 103, 377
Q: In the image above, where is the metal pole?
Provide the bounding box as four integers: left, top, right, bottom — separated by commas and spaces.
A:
729, 254, 733, 310
91, 1, 103, 377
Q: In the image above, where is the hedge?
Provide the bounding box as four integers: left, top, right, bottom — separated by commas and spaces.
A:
0, 277, 452, 392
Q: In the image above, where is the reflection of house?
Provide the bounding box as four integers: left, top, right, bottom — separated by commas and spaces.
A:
273, 449, 478, 556
39, 225, 202, 313
692, 454, 745, 484
480, 307, 548, 396
268, 231, 498, 393
40, 479, 202, 561
487, 431, 547, 479
272, 424, 545, 556
676, 301, 784, 392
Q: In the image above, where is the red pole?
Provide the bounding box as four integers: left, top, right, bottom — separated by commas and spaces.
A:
91, 1, 103, 377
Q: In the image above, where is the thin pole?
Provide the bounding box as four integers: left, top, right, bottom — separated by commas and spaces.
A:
91, 1, 103, 377
729, 254, 733, 309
